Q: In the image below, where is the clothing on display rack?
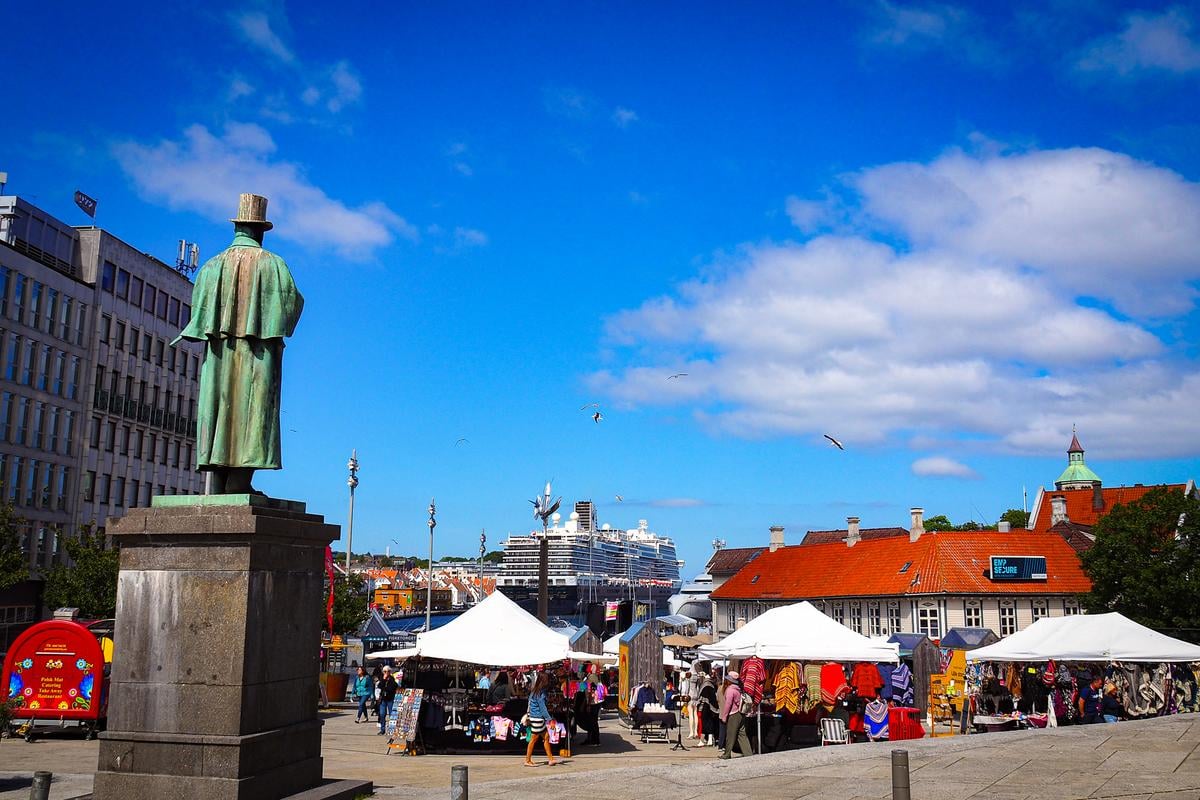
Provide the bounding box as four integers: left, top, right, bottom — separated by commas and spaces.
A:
876, 663, 894, 700
820, 662, 849, 707
771, 662, 804, 714
891, 662, 914, 707
741, 657, 767, 705
850, 662, 884, 698
803, 664, 823, 711
864, 698, 889, 740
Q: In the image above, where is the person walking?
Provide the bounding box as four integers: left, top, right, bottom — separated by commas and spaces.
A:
1078, 674, 1104, 724
720, 671, 752, 759
524, 671, 557, 766
351, 666, 374, 724
376, 665, 399, 736
370, 664, 384, 719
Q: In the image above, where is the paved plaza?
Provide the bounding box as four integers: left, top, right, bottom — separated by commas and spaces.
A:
1, 709, 1197, 799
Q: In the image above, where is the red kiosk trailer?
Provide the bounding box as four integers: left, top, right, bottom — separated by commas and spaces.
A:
3, 619, 109, 741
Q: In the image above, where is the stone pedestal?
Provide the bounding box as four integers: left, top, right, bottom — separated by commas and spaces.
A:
92, 495, 371, 800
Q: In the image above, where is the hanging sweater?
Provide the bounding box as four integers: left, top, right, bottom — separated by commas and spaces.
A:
820, 663, 849, 707
891, 663, 913, 706
851, 662, 885, 698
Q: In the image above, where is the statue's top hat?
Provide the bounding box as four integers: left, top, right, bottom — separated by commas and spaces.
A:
231, 193, 274, 231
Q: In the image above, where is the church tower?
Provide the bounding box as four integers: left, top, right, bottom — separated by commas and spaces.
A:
1054, 429, 1102, 491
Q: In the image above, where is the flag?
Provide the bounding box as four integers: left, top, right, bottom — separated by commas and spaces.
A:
74, 190, 97, 218
605, 600, 619, 621
325, 546, 336, 634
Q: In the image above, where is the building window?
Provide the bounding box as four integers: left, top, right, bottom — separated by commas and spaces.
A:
101, 261, 116, 293
130, 276, 143, 308
850, 603, 863, 634
105, 421, 116, 452
1064, 600, 1081, 616
965, 603, 983, 628
113, 477, 125, 507
0, 266, 8, 317
116, 268, 130, 300
168, 297, 180, 326
142, 332, 151, 362
67, 357, 80, 400
1031, 602, 1048, 622
1000, 605, 1017, 636
53, 351, 66, 395
115, 321, 126, 350
144, 283, 156, 311
130, 479, 140, 508
917, 605, 941, 638
15, 397, 30, 444
12, 274, 27, 322
831, 603, 845, 626
4, 333, 19, 380
83, 471, 96, 502
156, 292, 168, 320
29, 281, 42, 328
867, 604, 882, 636
0, 391, 12, 442
98, 474, 110, 506
20, 340, 35, 385
90, 416, 101, 448
58, 297, 73, 340
36, 345, 52, 391
100, 314, 111, 343
887, 604, 901, 634
75, 303, 88, 346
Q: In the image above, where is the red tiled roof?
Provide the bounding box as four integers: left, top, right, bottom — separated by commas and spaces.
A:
802, 527, 908, 545
705, 546, 765, 575
1049, 521, 1096, 554
711, 530, 1091, 601
1029, 484, 1190, 532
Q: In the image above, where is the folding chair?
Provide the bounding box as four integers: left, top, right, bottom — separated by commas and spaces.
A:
819, 717, 850, 746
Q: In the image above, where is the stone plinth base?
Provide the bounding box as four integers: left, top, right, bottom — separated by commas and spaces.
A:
92, 496, 363, 800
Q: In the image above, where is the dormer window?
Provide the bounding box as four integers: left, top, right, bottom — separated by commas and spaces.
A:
898, 561, 912, 574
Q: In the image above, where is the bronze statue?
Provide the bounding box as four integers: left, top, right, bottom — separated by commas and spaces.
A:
175, 194, 304, 494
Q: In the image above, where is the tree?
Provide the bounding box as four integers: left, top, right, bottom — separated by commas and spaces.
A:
483, 550, 505, 564
324, 572, 370, 637
1081, 487, 1200, 634
0, 499, 29, 591
1000, 508, 1030, 529
42, 526, 119, 619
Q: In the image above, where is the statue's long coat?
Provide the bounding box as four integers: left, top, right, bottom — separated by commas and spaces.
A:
175, 232, 303, 470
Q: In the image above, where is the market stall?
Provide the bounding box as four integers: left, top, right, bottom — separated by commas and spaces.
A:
698, 602, 907, 751
963, 613, 1200, 731
365, 592, 604, 755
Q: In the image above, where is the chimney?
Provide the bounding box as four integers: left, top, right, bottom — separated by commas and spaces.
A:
997, 521, 1011, 533
846, 516, 861, 547
1092, 484, 1104, 513
769, 525, 785, 553
1050, 495, 1068, 525
909, 507, 925, 542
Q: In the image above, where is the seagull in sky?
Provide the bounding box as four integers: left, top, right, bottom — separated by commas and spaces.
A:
823, 434, 845, 450
580, 402, 600, 410
455, 438, 470, 446
592, 411, 603, 423
615, 494, 624, 502
667, 372, 688, 380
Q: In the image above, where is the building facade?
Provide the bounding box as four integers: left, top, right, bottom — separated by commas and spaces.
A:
0, 195, 203, 576
710, 510, 1092, 641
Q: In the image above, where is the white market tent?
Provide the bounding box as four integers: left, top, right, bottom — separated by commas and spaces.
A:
966, 612, 1200, 663
366, 592, 605, 666
602, 632, 623, 656
697, 601, 900, 663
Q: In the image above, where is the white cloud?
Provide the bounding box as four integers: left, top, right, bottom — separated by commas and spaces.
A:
453, 227, 489, 248
785, 196, 831, 233
543, 87, 593, 119
912, 456, 979, 479
612, 107, 639, 128
227, 77, 255, 101
447, 143, 473, 177
1076, 7, 1200, 76
864, 0, 999, 66
113, 123, 416, 259
232, 11, 296, 65
592, 146, 1200, 459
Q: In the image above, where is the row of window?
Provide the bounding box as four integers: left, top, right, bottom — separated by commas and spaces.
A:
1, 330, 83, 400
0, 605, 37, 625
100, 261, 191, 328
0, 392, 77, 455
87, 416, 194, 469
94, 366, 195, 436
0, 454, 72, 511
99, 314, 199, 378
0, 266, 89, 346
9, 521, 64, 567
82, 471, 198, 508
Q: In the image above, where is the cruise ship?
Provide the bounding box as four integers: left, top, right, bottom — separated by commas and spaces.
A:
496, 501, 683, 620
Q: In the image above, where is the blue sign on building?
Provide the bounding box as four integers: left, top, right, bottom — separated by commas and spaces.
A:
989, 555, 1048, 581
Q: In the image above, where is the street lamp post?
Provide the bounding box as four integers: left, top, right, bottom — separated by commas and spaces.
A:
345, 450, 359, 576
478, 529, 486, 600
530, 481, 560, 623
426, 498, 436, 633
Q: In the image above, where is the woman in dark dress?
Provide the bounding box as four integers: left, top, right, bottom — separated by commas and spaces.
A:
698, 673, 719, 747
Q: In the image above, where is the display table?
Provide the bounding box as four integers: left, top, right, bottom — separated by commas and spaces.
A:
630, 710, 676, 743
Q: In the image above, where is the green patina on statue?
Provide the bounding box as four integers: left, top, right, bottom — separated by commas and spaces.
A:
174, 194, 304, 494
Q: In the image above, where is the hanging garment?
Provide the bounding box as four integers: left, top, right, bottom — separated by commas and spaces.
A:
741, 657, 767, 705
864, 698, 889, 740
1006, 664, 1022, 699
851, 662, 884, 698
804, 664, 823, 710
891, 663, 914, 707
877, 663, 894, 700
772, 662, 804, 715
821, 663, 849, 707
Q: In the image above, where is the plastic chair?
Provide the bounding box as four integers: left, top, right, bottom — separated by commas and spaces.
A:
819, 717, 850, 746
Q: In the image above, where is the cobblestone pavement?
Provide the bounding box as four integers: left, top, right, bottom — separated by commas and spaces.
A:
2, 708, 1197, 799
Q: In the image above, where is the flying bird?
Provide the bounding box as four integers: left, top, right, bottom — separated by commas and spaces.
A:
667, 373, 688, 380
823, 434, 845, 450
592, 411, 603, 423
580, 402, 600, 410
455, 438, 470, 446
615, 494, 623, 502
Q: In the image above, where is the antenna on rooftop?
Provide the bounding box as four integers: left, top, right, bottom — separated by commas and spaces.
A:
176, 239, 200, 277
712, 538, 726, 551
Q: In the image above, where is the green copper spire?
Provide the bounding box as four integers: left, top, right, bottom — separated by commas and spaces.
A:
1055, 429, 1102, 489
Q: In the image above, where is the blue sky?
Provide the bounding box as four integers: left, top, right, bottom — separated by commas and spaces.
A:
6, 1, 1200, 576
